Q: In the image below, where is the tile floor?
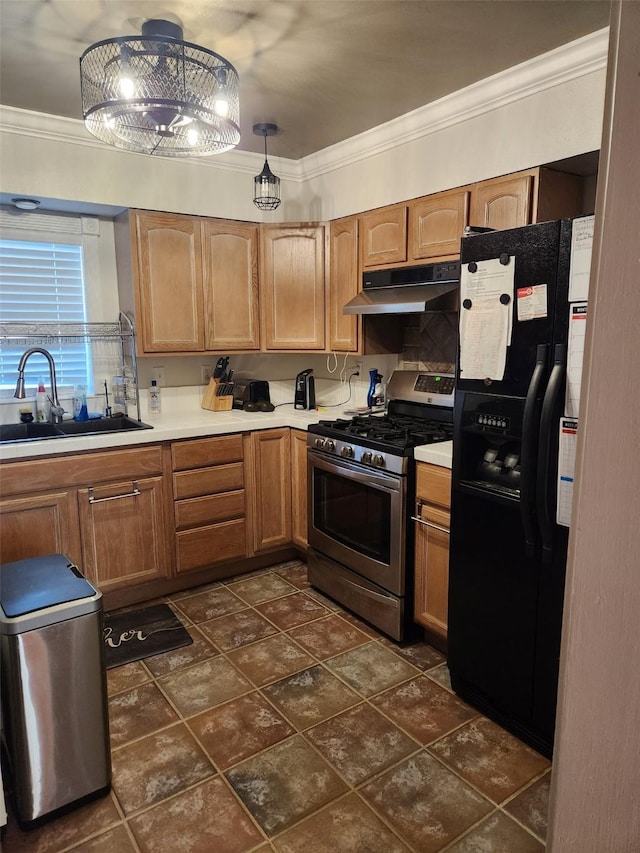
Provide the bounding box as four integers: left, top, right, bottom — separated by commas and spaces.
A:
2, 560, 551, 853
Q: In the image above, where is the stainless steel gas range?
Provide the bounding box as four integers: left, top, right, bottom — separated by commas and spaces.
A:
307, 370, 454, 641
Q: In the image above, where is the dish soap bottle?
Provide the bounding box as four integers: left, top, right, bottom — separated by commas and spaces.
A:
148, 379, 161, 414
36, 378, 48, 423
367, 369, 384, 410
73, 384, 89, 421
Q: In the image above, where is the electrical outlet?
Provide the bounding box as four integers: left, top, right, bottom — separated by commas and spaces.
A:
201, 365, 213, 384
152, 367, 165, 386
351, 361, 362, 376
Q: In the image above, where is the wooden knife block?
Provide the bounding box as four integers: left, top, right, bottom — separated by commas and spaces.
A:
201, 379, 234, 411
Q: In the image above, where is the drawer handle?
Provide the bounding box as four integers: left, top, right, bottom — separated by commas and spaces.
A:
88, 481, 140, 504
411, 515, 449, 534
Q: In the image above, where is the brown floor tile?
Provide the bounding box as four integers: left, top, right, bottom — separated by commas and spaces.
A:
380, 638, 446, 671
226, 735, 348, 837
189, 692, 295, 770
158, 656, 252, 717
106, 660, 150, 697
199, 608, 279, 651
371, 675, 478, 744
272, 792, 411, 852
426, 661, 454, 692
271, 561, 311, 589
68, 824, 138, 852
227, 634, 315, 687
262, 665, 360, 730
128, 776, 264, 853
429, 717, 550, 804
304, 587, 343, 612
1, 792, 121, 853
171, 586, 246, 623
446, 810, 545, 852
111, 722, 214, 815
108, 681, 178, 747
287, 614, 371, 660
337, 609, 383, 636
256, 591, 330, 630
227, 573, 298, 605
503, 770, 551, 842
305, 702, 418, 786
143, 624, 219, 677
360, 751, 492, 852
325, 641, 418, 697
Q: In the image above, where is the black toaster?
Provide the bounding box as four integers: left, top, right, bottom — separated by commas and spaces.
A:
232, 379, 271, 409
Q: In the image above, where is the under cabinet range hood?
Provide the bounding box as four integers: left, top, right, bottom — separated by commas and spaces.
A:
343, 261, 460, 315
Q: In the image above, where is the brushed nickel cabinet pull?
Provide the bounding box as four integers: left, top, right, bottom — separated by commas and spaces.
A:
88, 481, 140, 504
410, 514, 449, 534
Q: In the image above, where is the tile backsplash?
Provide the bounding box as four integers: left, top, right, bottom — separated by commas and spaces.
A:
398, 312, 458, 374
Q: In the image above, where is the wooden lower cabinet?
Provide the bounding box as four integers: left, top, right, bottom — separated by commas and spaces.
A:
0, 445, 172, 592
0, 490, 81, 567
249, 429, 292, 552
78, 476, 171, 592
413, 462, 452, 651
290, 429, 308, 550
171, 434, 248, 573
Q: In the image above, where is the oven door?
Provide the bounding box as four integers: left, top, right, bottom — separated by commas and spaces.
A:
308, 450, 406, 594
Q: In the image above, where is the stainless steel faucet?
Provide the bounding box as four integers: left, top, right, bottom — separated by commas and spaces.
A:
14, 347, 65, 423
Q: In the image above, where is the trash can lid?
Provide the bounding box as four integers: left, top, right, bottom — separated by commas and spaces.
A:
0, 554, 97, 619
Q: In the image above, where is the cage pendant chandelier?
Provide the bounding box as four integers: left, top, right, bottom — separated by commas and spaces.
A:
253, 123, 281, 211
80, 19, 240, 157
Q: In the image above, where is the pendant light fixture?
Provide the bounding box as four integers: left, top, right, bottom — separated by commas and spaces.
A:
80, 19, 240, 157
253, 123, 281, 211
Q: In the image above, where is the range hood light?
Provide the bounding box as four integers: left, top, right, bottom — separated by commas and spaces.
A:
11, 198, 41, 210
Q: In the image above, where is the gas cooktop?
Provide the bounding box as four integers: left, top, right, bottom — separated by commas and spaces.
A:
309, 412, 453, 454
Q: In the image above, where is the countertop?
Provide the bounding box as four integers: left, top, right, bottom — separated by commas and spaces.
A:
414, 440, 453, 469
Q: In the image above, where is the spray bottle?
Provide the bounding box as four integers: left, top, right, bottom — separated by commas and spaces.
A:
367, 369, 384, 410
36, 378, 48, 423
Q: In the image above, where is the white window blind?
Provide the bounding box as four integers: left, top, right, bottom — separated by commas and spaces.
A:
0, 238, 91, 392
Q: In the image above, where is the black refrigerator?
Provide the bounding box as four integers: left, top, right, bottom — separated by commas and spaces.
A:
448, 218, 582, 759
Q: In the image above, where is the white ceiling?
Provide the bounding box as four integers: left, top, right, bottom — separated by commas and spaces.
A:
0, 0, 610, 160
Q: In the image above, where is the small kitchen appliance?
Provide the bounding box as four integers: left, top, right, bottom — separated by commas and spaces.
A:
294, 369, 316, 410
307, 370, 454, 641
231, 378, 271, 409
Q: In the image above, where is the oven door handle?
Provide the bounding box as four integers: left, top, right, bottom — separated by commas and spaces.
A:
307, 450, 402, 490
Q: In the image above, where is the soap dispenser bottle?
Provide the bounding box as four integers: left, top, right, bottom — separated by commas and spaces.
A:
148, 379, 161, 414
367, 369, 382, 410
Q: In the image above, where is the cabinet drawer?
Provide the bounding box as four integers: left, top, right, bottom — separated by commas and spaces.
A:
176, 518, 247, 572
173, 463, 244, 500
416, 501, 450, 531
416, 463, 451, 509
175, 490, 245, 529
171, 434, 243, 471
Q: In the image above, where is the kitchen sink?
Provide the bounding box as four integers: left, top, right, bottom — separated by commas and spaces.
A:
56, 416, 152, 435
0, 416, 152, 444
0, 422, 65, 442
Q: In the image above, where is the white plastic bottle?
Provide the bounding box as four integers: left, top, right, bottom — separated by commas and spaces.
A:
36, 378, 48, 423
148, 379, 161, 414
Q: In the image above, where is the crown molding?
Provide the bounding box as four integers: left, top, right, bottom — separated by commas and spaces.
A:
1, 27, 608, 185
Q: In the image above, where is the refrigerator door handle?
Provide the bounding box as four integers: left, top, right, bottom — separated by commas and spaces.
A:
521, 344, 548, 559
537, 343, 567, 564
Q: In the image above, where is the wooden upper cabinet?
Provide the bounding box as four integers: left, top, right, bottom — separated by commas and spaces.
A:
130, 210, 205, 352
260, 224, 326, 350
469, 173, 534, 230
201, 220, 260, 351
409, 189, 469, 260
329, 217, 359, 352
360, 205, 408, 267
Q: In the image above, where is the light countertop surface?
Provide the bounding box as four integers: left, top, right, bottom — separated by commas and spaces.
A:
414, 440, 453, 469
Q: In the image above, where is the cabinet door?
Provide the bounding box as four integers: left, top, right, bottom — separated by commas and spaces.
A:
0, 490, 81, 567
133, 211, 205, 352
250, 429, 292, 551
78, 476, 172, 593
201, 219, 260, 351
260, 225, 326, 350
360, 206, 407, 267
414, 502, 450, 649
290, 429, 308, 550
409, 190, 469, 260
470, 174, 533, 230
329, 217, 359, 352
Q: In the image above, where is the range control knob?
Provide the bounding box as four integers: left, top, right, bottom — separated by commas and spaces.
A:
325, 440, 336, 452
372, 454, 385, 467
361, 451, 373, 464
341, 445, 354, 458
314, 438, 325, 449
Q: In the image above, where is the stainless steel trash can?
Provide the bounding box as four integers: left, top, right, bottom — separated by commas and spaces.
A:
0, 554, 111, 826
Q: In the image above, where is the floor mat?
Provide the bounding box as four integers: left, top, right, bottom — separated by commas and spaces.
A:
103, 603, 192, 669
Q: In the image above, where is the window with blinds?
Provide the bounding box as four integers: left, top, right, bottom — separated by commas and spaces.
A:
0, 238, 91, 392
